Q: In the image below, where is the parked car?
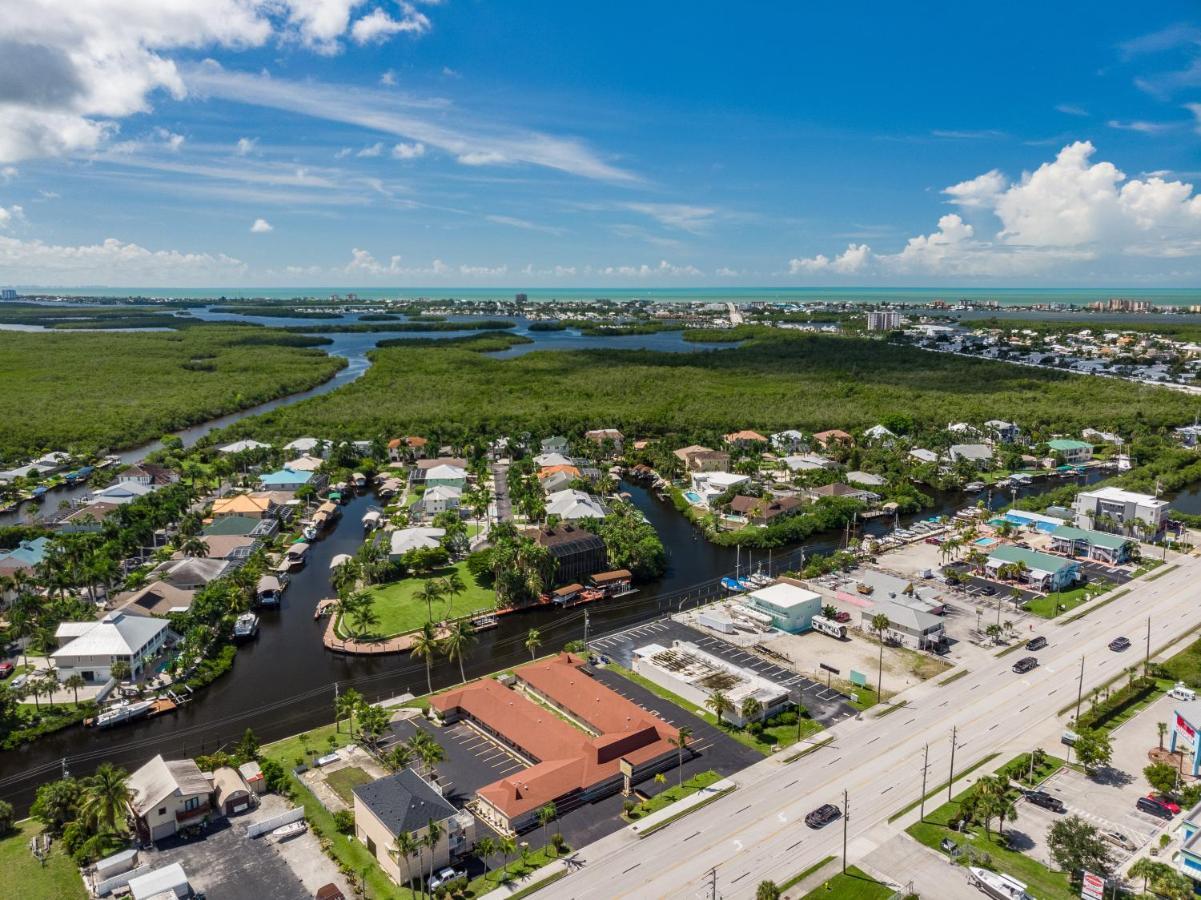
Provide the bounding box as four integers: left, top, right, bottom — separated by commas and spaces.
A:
0, 662, 13, 678
980, 585, 997, 596
805, 803, 841, 828
9, 673, 28, 690
1109, 636, 1132, 652
429, 868, 464, 891
1102, 831, 1136, 851
1060, 730, 1079, 746
1015, 541, 1031, 549
1136, 796, 1176, 819
1023, 791, 1065, 813
1026, 636, 1047, 651
1012, 656, 1039, 674
1148, 794, 1181, 814
834, 611, 851, 623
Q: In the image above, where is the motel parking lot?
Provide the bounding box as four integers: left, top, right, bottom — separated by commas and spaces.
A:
588, 616, 858, 725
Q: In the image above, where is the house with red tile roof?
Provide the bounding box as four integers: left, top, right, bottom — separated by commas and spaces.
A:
428, 654, 679, 833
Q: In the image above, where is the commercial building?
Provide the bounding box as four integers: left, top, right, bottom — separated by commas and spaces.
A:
865, 599, 945, 651
1172, 701, 1201, 778
1048, 525, 1135, 565
985, 545, 1080, 591
429, 654, 678, 834
632, 640, 792, 726
1073, 486, 1169, 535
52, 611, 171, 683
1176, 799, 1201, 884
353, 769, 473, 885
745, 582, 821, 633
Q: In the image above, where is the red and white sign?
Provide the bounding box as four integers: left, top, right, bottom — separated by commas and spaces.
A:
1178, 713, 1197, 745
1081, 871, 1105, 900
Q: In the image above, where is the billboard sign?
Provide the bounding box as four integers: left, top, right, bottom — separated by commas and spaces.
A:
1080, 871, 1104, 900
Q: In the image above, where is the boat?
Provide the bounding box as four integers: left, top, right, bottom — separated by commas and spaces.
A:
94, 699, 155, 729
720, 577, 743, 591
362, 510, 382, 531
329, 553, 352, 572
968, 867, 1032, 900
256, 575, 283, 607
470, 614, 499, 632
351, 472, 367, 489
328, 491, 342, 504
30, 486, 48, 501
233, 612, 260, 642
272, 821, 308, 841
302, 525, 319, 542
965, 482, 985, 492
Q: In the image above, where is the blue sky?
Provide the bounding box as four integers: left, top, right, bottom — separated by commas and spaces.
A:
3, 1, 1201, 287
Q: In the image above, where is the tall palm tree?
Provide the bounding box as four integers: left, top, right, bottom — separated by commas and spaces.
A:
393, 830, 421, 896
671, 727, 692, 787
476, 835, 497, 881
706, 690, 733, 727
63, 673, 87, 707
335, 687, 362, 734
870, 612, 891, 699
441, 620, 475, 684
525, 627, 542, 662
440, 570, 466, 618
538, 802, 557, 846
499, 835, 517, 879
385, 743, 414, 772
178, 536, 209, 559
417, 740, 445, 784
423, 818, 444, 891
80, 763, 131, 835
740, 696, 763, 725
410, 622, 441, 696
418, 580, 443, 624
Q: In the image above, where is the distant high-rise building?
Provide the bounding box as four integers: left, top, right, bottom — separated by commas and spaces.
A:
866, 310, 902, 331
0, 288, 17, 301
515, 293, 528, 302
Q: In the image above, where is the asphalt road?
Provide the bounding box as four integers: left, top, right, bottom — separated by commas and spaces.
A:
541, 555, 1201, 899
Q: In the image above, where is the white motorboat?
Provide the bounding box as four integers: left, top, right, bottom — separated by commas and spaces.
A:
302, 525, 319, 542
968, 867, 1033, 900
233, 612, 260, 641
272, 821, 307, 840
96, 699, 155, 729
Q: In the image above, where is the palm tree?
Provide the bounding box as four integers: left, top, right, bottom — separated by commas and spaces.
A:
1158, 721, 1168, 750
410, 622, 442, 696
499, 835, 517, 879
671, 727, 692, 787
441, 620, 475, 684
393, 830, 421, 895
336, 687, 363, 734
538, 802, 557, 845
63, 673, 86, 707
549, 832, 567, 857
706, 690, 733, 727
417, 740, 445, 784
525, 627, 542, 661
178, 536, 209, 558
385, 743, 414, 772
423, 818, 444, 890
418, 580, 443, 624
440, 570, 466, 618
739, 696, 763, 725
870, 612, 891, 699
80, 763, 131, 834
476, 834, 497, 880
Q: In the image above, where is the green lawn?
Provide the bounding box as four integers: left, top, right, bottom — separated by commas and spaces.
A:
263, 722, 354, 768
0, 820, 87, 900
325, 766, 373, 805
462, 845, 565, 898
624, 770, 721, 820
1023, 582, 1109, 619
799, 865, 893, 899
604, 663, 822, 755
355, 560, 495, 637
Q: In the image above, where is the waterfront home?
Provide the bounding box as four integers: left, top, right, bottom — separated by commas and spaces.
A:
846, 470, 887, 487
770, 430, 807, 454
802, 482, 879, 504
283, 437, 328, 457
211, 493, 277, 519
690, 470, 750, 505
257, 467, 320, 492
0, 451, 71, 482
1048, 525, 1134, 565
119, 581, 196, 618
148, 557, 229, 590
673, 445, 731, 473
58, 501, 122, 534
908, 448, 940, 464
781, 453, 837, 472
218, 439, 271, 455
724, 429, 768, 448
353, 769, 473, 885
424, 464, 468, 489
52, 611, 170, 683
0, 536, 50, 580
421, 484, 462, 516
541, 435, 570, 454
948, 443, 994, 468
202, 515, 277, 539
388, 527, 446, 559
1072, 486, 1168, 534
728, 494, 801, 525
388, 436, 428, 461
984, 545, 1080, 592
584, 428, 624, 453
545, 488, 607, 521
538, 469, 576, 494
117, 464, 178, 486
528, 525, 608, 585
813, 429, 853, 448
413, 457, 468, 477
283, 454, 324, 472
192, 534, 259, 562
127, 755, 213, 842
1046, 438, 1093, 464
533, 451, 574, 468
985, 420, 1021, 444
89, 480, 157, 505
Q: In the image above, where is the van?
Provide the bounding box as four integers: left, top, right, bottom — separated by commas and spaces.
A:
1170, 683, 1197, 702
1026, 636, 1047, 651
1061, 730, 1079, 746
1012, 656, 1038, 674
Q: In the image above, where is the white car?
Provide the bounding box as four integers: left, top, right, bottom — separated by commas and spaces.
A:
429, 867, 464, 890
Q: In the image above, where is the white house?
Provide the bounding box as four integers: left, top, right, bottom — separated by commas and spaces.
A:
52, 611, 170, 683
89, 481, 157, 505
985, 420, 1020, 444
533, 452, 574, 468
546, 489, 607, 521
283, 437, 328, 457
389, 527, 446, 559
863, 425, 895, 444
1073, 486, 1169, 534
422, 485, 462, 516
948, 444, 994, 467
218, 440, 271, 455
846, 471, 886, 487
771, 430, 807, 454
781, 453, 837, 472
690, 471, 749, 504
424, 465, 468, 489
908, 448, 940, 464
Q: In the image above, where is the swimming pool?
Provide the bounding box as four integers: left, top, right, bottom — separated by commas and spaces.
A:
992, 511, 1061, 533
684, 490, 703, 505
974, 537, 998, 547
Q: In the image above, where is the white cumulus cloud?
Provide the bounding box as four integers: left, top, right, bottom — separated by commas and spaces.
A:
391, 141, 425, 160
0, 205, 25, 228
789, 243, 871, 274
236, 137, 258, 155
0, 234, 244, 285
250, 217, 273, 233
350, 5, 430, 45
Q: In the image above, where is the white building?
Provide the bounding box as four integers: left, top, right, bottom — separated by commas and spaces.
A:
781, 453, 837, 472
545, 489, 607, 521
52, 611, 170, 683
217, 440, 271, 455
534, 452, 574, 468
745, 582, 821, 633
422, 485, 462, 516
948, 443, 994, 467
985, 420, 1020, 444
89, 481, 157, 505
771, 430, 807, 454
908, 448, 940, 464
389, 527, 446, 559
632, 640, 792, 727
866, 310, 902, 331
283, 437, 328, 456
690, 471, 749, 504
1073, 486, 1169, 534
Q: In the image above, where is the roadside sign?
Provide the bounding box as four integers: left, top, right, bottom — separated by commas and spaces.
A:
1081, 871, 1104, 900
819, 663, 839, 674
850, 670, 867, 687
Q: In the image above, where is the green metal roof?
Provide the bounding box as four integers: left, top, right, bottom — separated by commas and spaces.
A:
1047, 439, 1092, 451
987, 543, 1078, 573
1050, 524, 1132, 550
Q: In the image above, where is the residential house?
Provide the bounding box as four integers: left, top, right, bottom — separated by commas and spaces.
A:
1048, 525, 1135, 565
424, 464, 468, 489
782, 453, 837, 472
257, 467, 319, 492
908, 448, 940, 465
202, 515, 277, 539
846, 471, 886, 487
117, 464, 177, 486
414, 457, 469, 477
803, 482, 879, 503
422, 484, 462, 516
127, 755, 213, 842
1175, 425, 1201, 448
584, 429, 624, 453
533, 452, 574, 469
217, 440, 271, 455
539, 470, 576, 494
948, 444, 994, 468
865, 599, 946, 651
770, 430, 806, 454
388, 527, 446, 559
58, 501, 122, 534
0, 536, 50, 580
863, 425, 895, 444
283, 437, 327, 457
985, 420, 1021, 444
353, 770, 472, 885
1084, 427, 1123, 445
52, 611, 171, 683
724, 430, 768, 449
1072, 486, 1168, 535
984, 545, 1080, 591
210, 493, 277, 520
545, 489, 607, 521
1046, 439, 1093, 464
673, 445, 730, 473
946, 422, 978, 437
728, 495, 802, 526
89, 481, 157, 505
148, 557, 228, 591
541, 435, 570, 455
690, 471, 750, 505
118, 581, 196, 618
283, 454, 324, 473
812, 430, 853, 449
529, 525, 607, 585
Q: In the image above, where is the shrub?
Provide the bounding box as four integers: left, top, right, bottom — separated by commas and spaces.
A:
332, 810, 355, 834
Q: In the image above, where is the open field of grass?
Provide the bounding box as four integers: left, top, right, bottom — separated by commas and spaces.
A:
624, 770, 722, 820
799, 865, 893, 899
351, 561, 495, 637
324, 765, 373, 805
0, 820, 87, 900
0, 326, 344, 462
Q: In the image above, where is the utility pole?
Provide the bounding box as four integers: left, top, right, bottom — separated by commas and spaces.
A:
919, 744, 930, 823
947, 726, 958, 801
706, 866, 717, 900
1146, 616, 1151, 674
1074, 656, 1085, 720
61, 757, 69, 780
583, 610, 590, 647
842, 789, 850, 874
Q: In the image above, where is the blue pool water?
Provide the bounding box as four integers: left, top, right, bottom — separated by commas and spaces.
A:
974, 537, 998, 547
684, 490, 703, 504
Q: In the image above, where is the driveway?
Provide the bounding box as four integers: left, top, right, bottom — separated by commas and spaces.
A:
491, 462, 512, 522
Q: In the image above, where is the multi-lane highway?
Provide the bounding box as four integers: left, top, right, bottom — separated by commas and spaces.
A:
544, 556, 1201, 899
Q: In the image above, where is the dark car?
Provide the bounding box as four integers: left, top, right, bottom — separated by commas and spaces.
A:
980, 585, 997, 596
1024, 791, 1066, 813
805, 804, 842, 828
1012, 656, 1039, 674
1109, 637, 1132, 652
1148, 793, 1181, 814
1137, 796, 1175, 819
1026, 636, 1047, 651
